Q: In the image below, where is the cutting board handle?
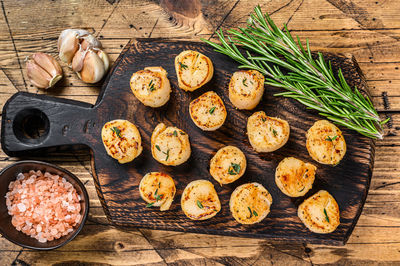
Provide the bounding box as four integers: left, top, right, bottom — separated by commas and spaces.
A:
1, 92, 96, 156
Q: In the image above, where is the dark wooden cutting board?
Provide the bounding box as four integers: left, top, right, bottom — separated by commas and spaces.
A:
1, 39, 375, 245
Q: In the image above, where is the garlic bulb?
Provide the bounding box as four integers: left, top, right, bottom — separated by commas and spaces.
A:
26, 52, 63, 89
58, 29, 109, 83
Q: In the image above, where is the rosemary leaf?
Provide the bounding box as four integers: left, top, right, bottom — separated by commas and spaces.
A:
201, 5, 386, 139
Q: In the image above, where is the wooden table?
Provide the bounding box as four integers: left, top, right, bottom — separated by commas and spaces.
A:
0, 0, 399, 264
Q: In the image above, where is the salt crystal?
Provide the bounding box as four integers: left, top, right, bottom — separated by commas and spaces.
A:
17, 203, 26, 212
17, 173, 24, 180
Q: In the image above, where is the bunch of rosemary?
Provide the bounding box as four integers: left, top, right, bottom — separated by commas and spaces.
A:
202, 5, 387, 139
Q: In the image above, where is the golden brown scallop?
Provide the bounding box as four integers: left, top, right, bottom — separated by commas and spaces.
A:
151, 123, 191, 166
130, 66, 171, 107
139, 172, 176, 211
306, 120, 346, 165
275, 157, 317, 197
175, 50, 214, 91
229, 70, 265, 110
210, 146, 247, 185
247, 111, 290, 152
230, 182, 272, 225
101, 119, 142, 164
181, 180, 221, 220
189, 91, 227, 131
298, 190, 340, 234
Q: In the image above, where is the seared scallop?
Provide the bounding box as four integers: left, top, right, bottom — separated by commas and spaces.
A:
189, 91, 227, 131
247, 111, 290, 152
181, 180, 221, 220
306, 120, 346, 165
139, 172, 176, 211
151, 123, 191, 166
229, 70, 265, 110
101, 119, 143, 164
275, 157, 316, 197
230, 182, 272, 225
210, 146, 247, 185
130, 66, 171, 107
298, 190, 340, 234
175, 50, 213, 91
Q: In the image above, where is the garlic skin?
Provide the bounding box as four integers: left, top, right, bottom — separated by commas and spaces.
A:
26, 53, 63, 89
58, 29, 110, 83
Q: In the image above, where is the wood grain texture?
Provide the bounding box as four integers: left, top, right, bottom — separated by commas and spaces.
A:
1, 39, 375, 245
0, 0, 399, 264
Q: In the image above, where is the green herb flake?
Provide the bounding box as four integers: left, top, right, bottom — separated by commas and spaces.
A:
299, 187, 305, 192
165, 149, 170, 161
326, 135, 338, 141
111, 127, 122, 138
242, 77, 248, 87
253, 210, 258, 217
155, 145, 161, 151
209, 106, 216, 114
228, 163, 241, 175
247, 207, 253, 218
146, 202, 154, 208
197, 200, 204, 209
179, 62, 188, 70
155, 194, 162, 201
272, 129, 278, 137
173, 130, 178, 137
323, 208, 330, 223
180, 131, 186, 135
261, 117, 266, 122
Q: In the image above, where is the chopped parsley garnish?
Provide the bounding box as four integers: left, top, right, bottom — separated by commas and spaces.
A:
197, 200, 203, 209
228, 163, 241, 175
146, 202, 154, 207
326, 135, 338, 142
209, 106, 216, 114
155, 145, 161, 151
173, 130, 178, 137
299, 187, 305, 192
242, 77, 248, 87
272, 129, 278, 137
180, 131, 186, 135
111, 127, 122, 138
253, 210, 258, 217
179, 62, 188, 70
261, 117, 266, 122
323, 208, 330, 223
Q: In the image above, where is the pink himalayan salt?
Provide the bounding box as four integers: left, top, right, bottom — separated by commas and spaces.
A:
5, 170, 82, 243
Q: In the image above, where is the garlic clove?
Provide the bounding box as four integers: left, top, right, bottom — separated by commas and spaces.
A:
97, 50, 110, 72
26, 60, 53, 89
58, 29, 79, 64
32, 52, 62, 77
79, 50, 105, 83
71, 45, 88, 72
81, 35, 102, 50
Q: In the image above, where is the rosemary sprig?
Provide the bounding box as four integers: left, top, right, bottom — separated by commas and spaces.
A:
201, 5, 388, 139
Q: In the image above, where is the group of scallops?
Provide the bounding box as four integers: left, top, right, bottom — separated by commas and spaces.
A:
101, 50, 347, 233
